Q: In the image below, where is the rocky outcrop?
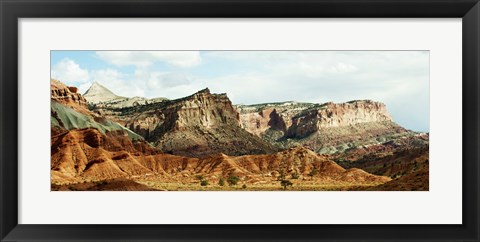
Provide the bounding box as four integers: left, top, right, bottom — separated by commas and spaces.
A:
144, 88, 277, 157
238, 100, 393, 139
236, 102, 315, 136
237, 100, 410, 154
51, 79, 88, 109
286, 100, 393, 138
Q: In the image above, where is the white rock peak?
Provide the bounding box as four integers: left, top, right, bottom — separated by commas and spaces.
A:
83, 81, 123, 104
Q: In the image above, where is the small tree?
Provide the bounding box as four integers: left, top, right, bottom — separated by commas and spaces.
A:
227, 175, 240, 186
218, 178, 225, 186
280, 179, 293, 190
242, 184, 247, 189
278, 170, 286, 180
200, 180, 209, 186
195, 175, 204, 181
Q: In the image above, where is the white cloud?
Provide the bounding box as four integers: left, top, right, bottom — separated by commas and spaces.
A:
96, 51, 201, 68
51, 58, 90, 85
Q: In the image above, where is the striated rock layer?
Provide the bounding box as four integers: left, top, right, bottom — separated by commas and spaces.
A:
51, 128, 390, 186
51, 79, 89, 113
237, 100, 411, 154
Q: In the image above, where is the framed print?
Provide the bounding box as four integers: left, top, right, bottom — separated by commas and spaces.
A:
1, 0, 479, 241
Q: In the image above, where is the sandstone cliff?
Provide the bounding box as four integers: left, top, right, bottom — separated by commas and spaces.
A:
237, 100, 410, 154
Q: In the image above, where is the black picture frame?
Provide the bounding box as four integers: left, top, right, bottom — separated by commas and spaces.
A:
1, 0, 479, 241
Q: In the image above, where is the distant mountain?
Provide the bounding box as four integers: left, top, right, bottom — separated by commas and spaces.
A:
83, 82, 168, 109
83, 81, 123, 104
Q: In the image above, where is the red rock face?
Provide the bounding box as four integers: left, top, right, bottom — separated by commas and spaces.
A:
51, 79, 88, 109
237, 107, 288, 136
287, 101, 393, 138
237, 100, 393, 139
51, 129, 389, 186
239, 100, 392, 138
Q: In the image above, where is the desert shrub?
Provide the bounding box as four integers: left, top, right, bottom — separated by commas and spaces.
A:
200, 180, 209, 186
227, 175, 240, 186
242, 184, 247, 189
280, 179, 293, 190
278, 170, 286, 180
291, 172, 300, 179
218, 178, 225, 186
195, 175, 204, 181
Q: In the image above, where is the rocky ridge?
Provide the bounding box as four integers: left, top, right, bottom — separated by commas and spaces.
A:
51, 128, 390, 187
91, 88, 278, 157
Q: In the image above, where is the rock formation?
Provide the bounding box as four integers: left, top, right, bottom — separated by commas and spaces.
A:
51, 128, 390, 189
51, 79, 88, 111
51, 79, 143, 140
83, 81, 123, 104
91, 87, 278, 157
50, 81, 427, 191
237, 100, 411, 154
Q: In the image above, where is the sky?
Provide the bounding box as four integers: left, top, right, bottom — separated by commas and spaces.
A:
51, 50, 429, 132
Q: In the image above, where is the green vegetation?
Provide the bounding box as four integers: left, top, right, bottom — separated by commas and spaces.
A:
200, 180, 209, 186
218, 178, 225, 186
278, 170, 286, 180
227, 175, 240, 186
242, 184, 247, 189
280, 179, 293, 190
